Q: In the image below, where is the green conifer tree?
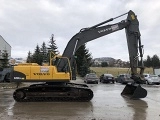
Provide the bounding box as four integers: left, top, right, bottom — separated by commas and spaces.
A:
48, 34, 59, 54
41, 42, 48, 62
75, 44, 92, 77
47, 34, 59, 63
32, 45, 43, 65
152, 54, 160, 68
26, 51, 32, 63
1, 50, 9, 68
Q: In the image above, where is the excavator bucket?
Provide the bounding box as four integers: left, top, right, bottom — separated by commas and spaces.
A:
121, 84, 147, 99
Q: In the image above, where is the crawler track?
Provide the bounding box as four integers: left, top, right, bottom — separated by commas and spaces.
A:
13, 83, 93, 102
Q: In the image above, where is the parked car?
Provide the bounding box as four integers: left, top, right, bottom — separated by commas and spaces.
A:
84, 73, 99, 84
143, 73, 150, 80
115, 74, 134, 84
144, 74, 160, 85
99, 74, 115, 83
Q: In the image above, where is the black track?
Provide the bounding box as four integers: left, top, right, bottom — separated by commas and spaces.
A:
13, 83, 93, 102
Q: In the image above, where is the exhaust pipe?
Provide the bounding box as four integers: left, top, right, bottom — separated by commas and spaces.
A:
121, 84, 147, 99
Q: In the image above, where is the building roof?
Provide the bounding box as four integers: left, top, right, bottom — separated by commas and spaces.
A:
0, 35, 11, 48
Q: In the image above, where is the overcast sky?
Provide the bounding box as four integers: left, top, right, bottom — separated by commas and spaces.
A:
0, 0, 160, 61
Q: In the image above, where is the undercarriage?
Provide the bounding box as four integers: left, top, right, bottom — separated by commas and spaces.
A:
13, 82, 94, 102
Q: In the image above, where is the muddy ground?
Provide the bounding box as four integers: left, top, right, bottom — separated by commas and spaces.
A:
0, 79, 160, 120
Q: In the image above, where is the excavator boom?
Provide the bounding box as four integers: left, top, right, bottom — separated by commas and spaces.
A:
57, 10, 144, 82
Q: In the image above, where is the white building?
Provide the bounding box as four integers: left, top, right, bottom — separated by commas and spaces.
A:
0, 35, 11, 63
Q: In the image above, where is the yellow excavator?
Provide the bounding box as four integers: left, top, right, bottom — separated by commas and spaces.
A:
11, 10, 147, 102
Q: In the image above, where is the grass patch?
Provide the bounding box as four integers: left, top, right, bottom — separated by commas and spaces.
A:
90, 67, 153, 77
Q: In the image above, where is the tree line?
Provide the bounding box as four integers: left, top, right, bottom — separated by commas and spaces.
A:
143, 54, 160, 68
26, 34, 59, 65
6, 33, 159, 77
91, 54, 160, 69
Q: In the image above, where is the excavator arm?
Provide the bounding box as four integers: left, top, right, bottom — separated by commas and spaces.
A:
57, 10, 144, 84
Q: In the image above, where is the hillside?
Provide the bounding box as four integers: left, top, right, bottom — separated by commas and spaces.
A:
93, 57, 129, 67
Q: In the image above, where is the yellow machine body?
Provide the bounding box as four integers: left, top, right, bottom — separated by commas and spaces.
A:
12, 63, 70, 82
